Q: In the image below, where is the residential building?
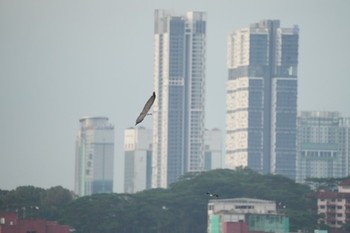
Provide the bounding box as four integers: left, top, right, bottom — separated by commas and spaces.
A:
124, 127, 152, 193
225, 20, 299, 180
0, 212, 71, 233
208, 198, 289, 233
316, 179, 350, 229
204, 128, 223, 170
75, 116, 114, 196
152, 9, 207, 188
297, 111, 350, 183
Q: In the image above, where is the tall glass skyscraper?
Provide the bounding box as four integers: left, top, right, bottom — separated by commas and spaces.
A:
225, 20, 299, 180
124, 127, 152, 193
152, 10, 206, 188
75, 116, 114, 196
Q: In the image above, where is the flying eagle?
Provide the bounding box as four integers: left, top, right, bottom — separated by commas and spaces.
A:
135, 92, 156, 125
206, 192, 219, 198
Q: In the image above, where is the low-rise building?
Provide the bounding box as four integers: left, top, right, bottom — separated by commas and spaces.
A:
316, 179, 350, 229
208, 198, 289, 233
0, 212, 71, 233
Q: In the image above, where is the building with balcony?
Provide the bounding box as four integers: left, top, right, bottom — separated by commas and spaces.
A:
316, 179, 350, 229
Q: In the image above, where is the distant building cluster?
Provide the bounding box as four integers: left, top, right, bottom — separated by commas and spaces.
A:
73, 11, 350, 198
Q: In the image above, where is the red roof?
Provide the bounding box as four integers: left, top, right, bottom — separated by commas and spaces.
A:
316, 190, 350, 199
340, 179, 350, 186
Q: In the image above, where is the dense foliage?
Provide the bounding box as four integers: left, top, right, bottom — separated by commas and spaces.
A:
0, 169, 319, 233
0, 185, 74, 220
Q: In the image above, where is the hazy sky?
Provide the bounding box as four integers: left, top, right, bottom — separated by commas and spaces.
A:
0, 0, 349, 193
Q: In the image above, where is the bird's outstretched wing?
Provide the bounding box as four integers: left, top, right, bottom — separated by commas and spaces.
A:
206, 191, 219, 198
135, 92, 156, 125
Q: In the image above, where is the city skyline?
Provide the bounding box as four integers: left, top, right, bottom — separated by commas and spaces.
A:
1, 0, 349, 192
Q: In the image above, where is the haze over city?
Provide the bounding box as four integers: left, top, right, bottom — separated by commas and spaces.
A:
0, 0, 349, 193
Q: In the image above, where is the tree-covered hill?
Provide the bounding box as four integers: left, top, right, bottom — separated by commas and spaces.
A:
0, 185, 74, 220
0, 168, 318, 233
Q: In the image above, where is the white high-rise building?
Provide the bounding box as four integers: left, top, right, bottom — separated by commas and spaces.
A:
204, 128, 223, 170
225, 20, 299, 180
75, 116, 114, 196
124, 127, 152, 193
296, 111, 350, 183
152, 9, 207, 188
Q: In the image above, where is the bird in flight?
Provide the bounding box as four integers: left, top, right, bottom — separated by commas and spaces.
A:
206, 192, 219, 198
135, 92, 156, 125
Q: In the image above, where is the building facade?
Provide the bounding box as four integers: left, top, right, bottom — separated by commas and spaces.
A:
225, 20, 299, 180
124, 127, 152, 193
152, 9, 207, 188
208, 198, 289, 233
316, 179, 350, 229
296, 111, 350, 183
75, 116, 114, 196
0, 212, 71, 233
204, 128, 223, 170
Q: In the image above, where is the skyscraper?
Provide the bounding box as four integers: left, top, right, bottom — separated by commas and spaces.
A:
75, 116, 114, 196
225, 20, 299, 180
124, 127, 152, 193
204, 128, 223, 170
296, 111, 350, 183
152, 10, 207, 188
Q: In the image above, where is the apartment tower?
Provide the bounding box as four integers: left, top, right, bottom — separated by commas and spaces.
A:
225, 20, 299, 180
152, 10, 207, 188
296, 111, 350, 183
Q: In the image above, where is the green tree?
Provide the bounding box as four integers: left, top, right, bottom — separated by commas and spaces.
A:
40, 186, 74, 220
